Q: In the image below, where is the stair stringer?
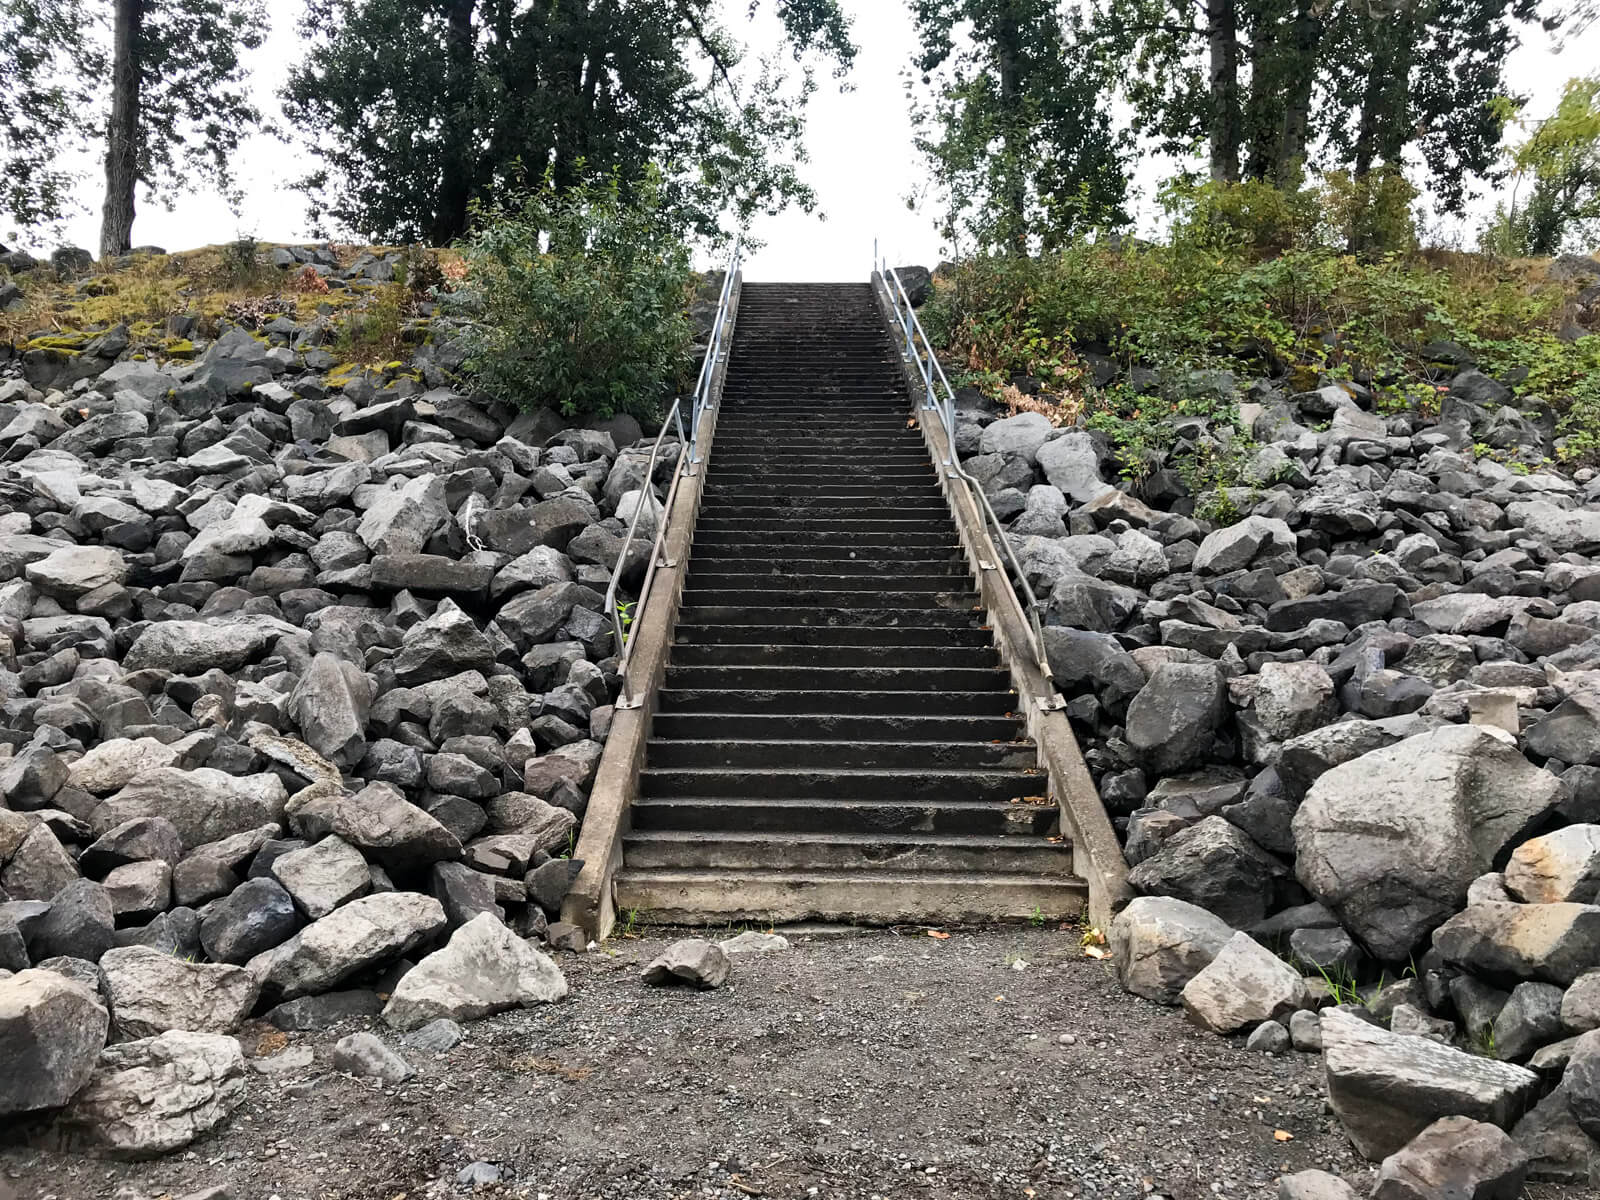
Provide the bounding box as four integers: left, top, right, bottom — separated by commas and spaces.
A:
869, 271, 1134, 932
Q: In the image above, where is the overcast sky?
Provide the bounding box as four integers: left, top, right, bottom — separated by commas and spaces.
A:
42, 1, 1600, 280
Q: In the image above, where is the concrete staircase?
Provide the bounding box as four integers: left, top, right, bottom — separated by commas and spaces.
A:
613, 282, 1087, 924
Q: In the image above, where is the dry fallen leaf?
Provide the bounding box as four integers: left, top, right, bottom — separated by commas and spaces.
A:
1082, 945, 1109, 959
1274, 1130, 1294, 1142
928, 930, 951, 940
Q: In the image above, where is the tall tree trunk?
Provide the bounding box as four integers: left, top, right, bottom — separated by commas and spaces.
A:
432, 0, 477, 245
1207, 0, 1241, 182
1241, 16, 1279, 180
997, 7, 1027, 254
100, 0, 145, 260
1275, 0, 1325, 185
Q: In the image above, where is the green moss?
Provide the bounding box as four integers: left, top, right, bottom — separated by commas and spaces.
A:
162, 339, 196, 359
22, 333, 89, 354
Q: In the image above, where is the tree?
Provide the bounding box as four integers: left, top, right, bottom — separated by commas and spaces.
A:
99, 1, 268, 258
1482, 75, 1600, 255
282, 0, 855, 245
907, 0, 1130, 254
0, 0, 266, 256
1101, 0, 1535, 212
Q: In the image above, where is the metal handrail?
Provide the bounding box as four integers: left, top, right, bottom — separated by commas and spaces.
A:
607, 238, 742, 708
874, 254, 1054, 683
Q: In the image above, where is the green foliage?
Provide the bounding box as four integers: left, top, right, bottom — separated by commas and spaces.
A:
1481, 75, 1600, 257
462, 175, 692, 422
907, 0, 1128, 252
926, 179, 1600, 493
282, 0, 854, 245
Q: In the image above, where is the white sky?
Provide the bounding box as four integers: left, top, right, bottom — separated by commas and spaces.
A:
36, 1, 1600, 280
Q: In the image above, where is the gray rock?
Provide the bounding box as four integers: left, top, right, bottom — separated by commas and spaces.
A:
1035, 431, 1111, 503
980, 412, 1054, 462
1569, 1029, 1600, 1139
331, 1031, 413, 1082
1127, 815, 1285, 928
79, 817, 183, 876
287, 781, 461, 875
198, 877, 299, 964
1194, 516, 1295, 575
1109, 895, 1234, 1005
1289, 1009, 1323, 1052
1278, 1170, 1359, 1200
400, 1017, 464, 1052
93, 768, 288, 850
1371, 1115, 1529, 1200
1180, 932, 1307, 1033
24, 545, 127, 600
62, 1030, 246, 1157
1246, 1019, 1291, 1054
642, 938, 730, 989
1563, 970, 1600, 1033
1526, 692, 1600, 766
1390, 1004, 1457, 1045
382, 913, 567, 1030
290, 653, 371, 768
272, 835, 370, 919
1125, 662, 1226, 775
719, 931, 790, 955
122, 615, 295, 674
0, 969, 109, 1116
1511, 1084, 1600, 1184
249, 891, 447, 1001
1321, 1007, 1540, 1159
29, 879, 114, 963
357, 473, 448, 556
1434, 902, 1600, 986
431, 861, 503, 929
1492, 981, 1567, 1061
1253, 661, 1338, 741
1293, 726, 1565, 960
97, 945, 258, 1038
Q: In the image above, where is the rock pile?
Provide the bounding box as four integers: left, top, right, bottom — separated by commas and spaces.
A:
951, 259, 1600, 1181
0, 244, 693, 1152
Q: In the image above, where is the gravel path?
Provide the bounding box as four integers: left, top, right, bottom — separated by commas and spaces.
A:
0, 926, 1584, 1200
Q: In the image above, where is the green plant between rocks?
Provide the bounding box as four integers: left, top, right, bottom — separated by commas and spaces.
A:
462, 171, 694, 423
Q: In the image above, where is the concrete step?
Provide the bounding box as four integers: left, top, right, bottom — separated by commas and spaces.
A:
656, 687, 1018, 716
613, 866, 1085, 925
628, 796, 1058, 836
670, 642, 996, 668
663, 663, 1008, 691
649, 712, 1022, 741
638, 765, 1043, 802
673, 623, 990, 647
674, 604, 981, 628
644, 738, 1035, 771
622, 830, 1072, 874
678, 588, 979, 610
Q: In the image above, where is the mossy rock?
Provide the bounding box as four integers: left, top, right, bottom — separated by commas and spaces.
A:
22, 333, 89, 354
161, 339, 196, 359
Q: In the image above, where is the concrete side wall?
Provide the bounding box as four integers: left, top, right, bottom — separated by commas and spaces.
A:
561, 278, 742, 939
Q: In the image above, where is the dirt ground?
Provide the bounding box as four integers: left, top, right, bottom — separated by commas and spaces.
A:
0, 926, 1584, 1200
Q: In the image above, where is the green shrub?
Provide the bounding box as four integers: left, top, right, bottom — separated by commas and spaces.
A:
463, 174, 693, 421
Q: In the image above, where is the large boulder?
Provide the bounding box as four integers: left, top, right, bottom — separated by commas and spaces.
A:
0, 969, 109, 1116
61, 1031, 245, 1158
1321, 1008, 1540, 1160
1292, 726, 1564, 961
382, 913, 567, 1030
290, 653, 371, 768
286, 781, 461, 875
1433, 902, 1600, 987
1193, 516, 1295, 575
1035, 431, 1111, 503
1126, 815, 1285, 928
357, 473, 449, 556
97, 945, 259, 1038
92, 768, 288, 850
122, 615, 296, 673
248, 891, 447, 1000
1124, 662, 1227, 775
1109, 896, 1234, 1005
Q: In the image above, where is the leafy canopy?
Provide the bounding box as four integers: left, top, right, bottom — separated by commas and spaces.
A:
282, 0, 855, 245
